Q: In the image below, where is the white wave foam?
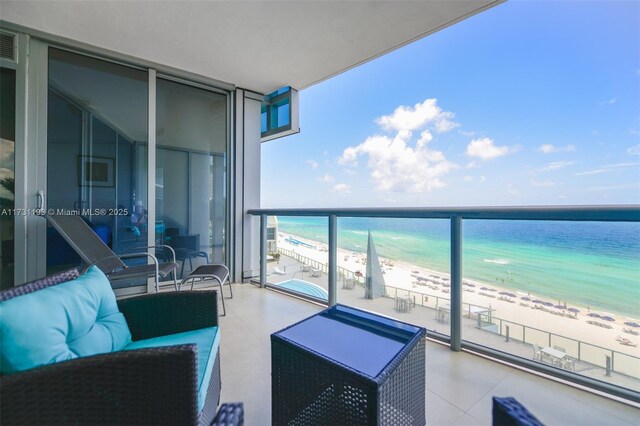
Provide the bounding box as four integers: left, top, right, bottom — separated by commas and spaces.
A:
484, 258, 510, 265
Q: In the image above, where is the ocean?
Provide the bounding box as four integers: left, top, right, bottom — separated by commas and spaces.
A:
276, 217, 640, 319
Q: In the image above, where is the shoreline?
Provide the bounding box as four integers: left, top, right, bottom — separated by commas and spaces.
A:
277, 232, 640, 359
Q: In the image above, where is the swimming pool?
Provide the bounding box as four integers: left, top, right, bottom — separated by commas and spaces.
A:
274, 279, 328, 300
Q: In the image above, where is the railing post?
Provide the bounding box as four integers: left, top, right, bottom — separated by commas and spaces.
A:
260, 214, 267, 288
451, 216, 462, 352
328, 214, 337, 306
578, 341, 581, 360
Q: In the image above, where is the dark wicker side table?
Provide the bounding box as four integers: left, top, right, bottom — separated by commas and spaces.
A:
271, 304, 426, 426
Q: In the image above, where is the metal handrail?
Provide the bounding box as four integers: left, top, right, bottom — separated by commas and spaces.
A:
248, 205, 640, 403
248, 205, 639, 221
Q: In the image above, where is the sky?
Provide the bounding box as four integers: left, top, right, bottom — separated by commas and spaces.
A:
261, 0, 640, 208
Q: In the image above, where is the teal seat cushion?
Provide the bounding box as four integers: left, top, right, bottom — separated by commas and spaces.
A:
0, 266, 132, 374
125, 327, 220, 411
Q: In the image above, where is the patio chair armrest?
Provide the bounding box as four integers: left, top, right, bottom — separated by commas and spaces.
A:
122, 244, 177, 263
87, 252, 160, 277
0, 345, 200, 426
118, 290, 219, 340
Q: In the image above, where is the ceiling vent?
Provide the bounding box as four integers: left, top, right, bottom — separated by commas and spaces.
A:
0, 32, 17, 62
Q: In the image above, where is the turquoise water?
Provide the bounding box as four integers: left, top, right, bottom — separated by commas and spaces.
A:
277, 217, 640, 318
276, 279, 329, 299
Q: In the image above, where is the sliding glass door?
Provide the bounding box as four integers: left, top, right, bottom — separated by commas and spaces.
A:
10, 43, 230, 290
46, 48, 149, 288
156, 78, 228, 278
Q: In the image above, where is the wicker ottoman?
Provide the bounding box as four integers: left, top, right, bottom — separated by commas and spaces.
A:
271, 304, 426, 425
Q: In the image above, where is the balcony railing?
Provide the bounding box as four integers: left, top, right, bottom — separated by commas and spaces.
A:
248, 205, 640, 403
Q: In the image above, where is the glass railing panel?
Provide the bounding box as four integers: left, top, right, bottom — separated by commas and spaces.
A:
267, 216, 329, 304
461, 220, 640, 393
335, 217, 451, 337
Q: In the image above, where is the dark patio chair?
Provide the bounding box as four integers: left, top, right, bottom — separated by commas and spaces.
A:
44, 214, 178, 292
0, 268, 223, 426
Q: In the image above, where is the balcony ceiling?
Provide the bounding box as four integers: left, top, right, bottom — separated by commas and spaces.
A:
2, 1, 503, 94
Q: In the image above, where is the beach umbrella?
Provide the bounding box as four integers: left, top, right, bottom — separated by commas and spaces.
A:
624, 321, 640, 328
554, 304, 565, 310
587, 313, 600, 318
602, 316, 615, 322
499, 291, 516, 297
567, 307, 580, 313
542, 301, 554, 307
532, 299, 543, 304
465, 283, 476, 288
521, 296, 531, 301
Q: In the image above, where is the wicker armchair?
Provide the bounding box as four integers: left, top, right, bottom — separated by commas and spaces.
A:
0, 269, 222, 426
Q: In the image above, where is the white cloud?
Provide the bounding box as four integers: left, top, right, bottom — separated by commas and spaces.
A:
541, 161, 575, 171
538, 144, 575, 154
575, 162, 639, 176
375, 99, 458, 133
319, 174, 334, 183
332, 183, 351, 195
627, 145, 640, 155
458, 130, 476, 137
601, 97, 617, 106
463, 175, 486, 183
306, 160, 319, 170
416, 130, 433, 148
466, 137, 513, 161
507, 184, 520, 195
337, 147, 359, 166
587, 182, 640, 192
339, 131, 456, 193
530, 179, 555, 187
338, 98, 461, 193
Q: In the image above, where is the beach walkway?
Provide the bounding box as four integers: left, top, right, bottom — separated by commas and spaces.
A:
267, 253, 640, 393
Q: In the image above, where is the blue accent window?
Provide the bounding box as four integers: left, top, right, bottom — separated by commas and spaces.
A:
261, 86, 298, 141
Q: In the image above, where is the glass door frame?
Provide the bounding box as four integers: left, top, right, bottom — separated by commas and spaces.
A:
14, 38, 233, 294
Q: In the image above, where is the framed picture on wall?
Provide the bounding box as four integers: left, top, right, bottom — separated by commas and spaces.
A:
78, 156, 115, 187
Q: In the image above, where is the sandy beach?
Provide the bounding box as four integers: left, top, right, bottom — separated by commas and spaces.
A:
276, 232, 640, 365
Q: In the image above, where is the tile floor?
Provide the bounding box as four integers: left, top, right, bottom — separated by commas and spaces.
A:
215, 283, 639, 426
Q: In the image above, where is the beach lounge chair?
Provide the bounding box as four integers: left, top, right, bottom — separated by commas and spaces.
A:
43, 214, 178, 292
342, 278, 355, 290
532, 343, 542, 361
310, 267, 322, 277
273, 267, 287, 275
561, 356, 576, 372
